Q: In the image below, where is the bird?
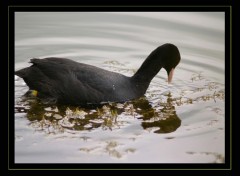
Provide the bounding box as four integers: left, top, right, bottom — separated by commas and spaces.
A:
15, 43, 181, 106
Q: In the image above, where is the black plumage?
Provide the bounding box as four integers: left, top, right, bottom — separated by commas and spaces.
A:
15, 43, 181, 106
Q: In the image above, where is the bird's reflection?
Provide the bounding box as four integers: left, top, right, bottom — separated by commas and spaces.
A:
15, 93, 181, 134
132, 93, 181, 133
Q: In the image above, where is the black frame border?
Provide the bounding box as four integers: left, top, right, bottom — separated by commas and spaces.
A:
8, 5, 231, 171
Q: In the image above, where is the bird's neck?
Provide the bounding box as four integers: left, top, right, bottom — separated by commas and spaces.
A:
132, 56, 163, 84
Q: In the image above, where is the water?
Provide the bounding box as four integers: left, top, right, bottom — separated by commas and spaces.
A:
14, 12, 225, 163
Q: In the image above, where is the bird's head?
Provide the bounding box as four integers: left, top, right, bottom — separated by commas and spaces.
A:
160, 43, 181, 83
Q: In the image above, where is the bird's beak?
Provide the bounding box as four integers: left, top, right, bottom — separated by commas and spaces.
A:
168, 68, 174, 84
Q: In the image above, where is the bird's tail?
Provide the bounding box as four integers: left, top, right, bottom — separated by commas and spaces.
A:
15, 67, 30, 78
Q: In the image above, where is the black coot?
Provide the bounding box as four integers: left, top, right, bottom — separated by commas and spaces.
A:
15, 43, 181, 106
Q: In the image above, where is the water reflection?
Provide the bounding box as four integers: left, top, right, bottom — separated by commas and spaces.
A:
15, 93, 181, 134
135, 93, 181, 133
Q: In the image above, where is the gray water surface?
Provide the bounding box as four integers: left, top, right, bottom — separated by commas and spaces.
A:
15, 12, 225, 163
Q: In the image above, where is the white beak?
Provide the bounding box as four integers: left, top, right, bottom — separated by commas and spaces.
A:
168, 68, 174, 84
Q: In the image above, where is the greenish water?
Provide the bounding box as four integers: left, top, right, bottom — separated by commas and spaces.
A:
15, 12, 225, 163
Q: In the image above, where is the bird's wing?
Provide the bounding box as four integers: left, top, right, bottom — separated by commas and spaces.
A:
29, 58, 108, 104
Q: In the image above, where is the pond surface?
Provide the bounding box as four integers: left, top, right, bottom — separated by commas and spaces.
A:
14, 12, 225, 163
